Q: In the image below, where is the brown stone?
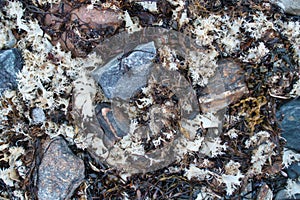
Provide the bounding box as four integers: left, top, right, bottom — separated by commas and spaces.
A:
199, 59, 248, 113
37, 137, 85, 200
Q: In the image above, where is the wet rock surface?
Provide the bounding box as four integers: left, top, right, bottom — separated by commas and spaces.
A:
0, 48, 23, 95
277, 99, 300, 152
37, 137, 85, 200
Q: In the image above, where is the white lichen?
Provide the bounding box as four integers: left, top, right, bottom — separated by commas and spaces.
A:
285, 178, 300, 199
282, 148, 300, 168
200, 137, 227, 158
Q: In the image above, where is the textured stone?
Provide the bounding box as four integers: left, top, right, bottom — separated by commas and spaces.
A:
0, 48, 23, 95
272, 0, 300, 15
92, 41, 156, 99
275, 189, 300, 200
277, 99, 300, 152
37, 137, 85, 200
198, 59, 248, 113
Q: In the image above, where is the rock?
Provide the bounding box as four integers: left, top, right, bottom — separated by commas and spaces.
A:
41, 2, 123, 57
31, 107, 46, 124
275, 189, 300, 200
198, 59, 248, 113
287, 162, 300, 179
257, 183, 273, 200
0, 49, 23, 95
240, 181, 253, 200
271, 0, 300, 15
92, 41, 156, 99
277, 99, 300, 152
72, 28, 203, 174
95, 103, 128, 147
37, 137, 85, 200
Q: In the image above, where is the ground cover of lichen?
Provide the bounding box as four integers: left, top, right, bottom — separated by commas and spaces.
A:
0, 0, 300, 199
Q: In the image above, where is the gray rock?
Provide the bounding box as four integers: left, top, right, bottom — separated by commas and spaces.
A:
275, 189, 300, 200
272, 0, 300, 15
0, 48, 23, 95
31, 107, 46, 124
92, 41, 156, 100
37, 137, 85, 200
277, 99, 300, 152
287, 162, 300, 179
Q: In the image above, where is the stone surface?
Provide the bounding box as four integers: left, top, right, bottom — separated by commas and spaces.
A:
277, 99, 300, 152
198, 59, 248, 113
42, 3, 123, 57
37, 137, 85, 200
287, 162, 300, 179
272, 0, 300, 15
31, 107, 46, 124
257, 183, 273, 200
275, 189, 300, 200
92, 41, 156, 99
0, 48, 23, 95
72, 28, 204, 174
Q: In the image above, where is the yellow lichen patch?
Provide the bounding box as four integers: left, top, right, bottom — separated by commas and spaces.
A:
232, 96, 267, 134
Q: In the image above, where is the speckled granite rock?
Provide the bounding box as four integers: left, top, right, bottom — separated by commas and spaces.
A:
37, 137, 85, 200
0, 48, 23, 95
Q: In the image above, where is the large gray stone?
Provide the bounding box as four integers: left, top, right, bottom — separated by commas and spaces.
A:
277, 99, 300, 152
92, 41, 156, 100
0, 48, 23, 95
272, 0, 300, 15
37, 137, 85, 200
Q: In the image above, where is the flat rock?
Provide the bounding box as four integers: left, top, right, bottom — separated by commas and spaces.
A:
37, 137, 85, 200
277, 99, 300, 152
272, 0, 300, 15
92, 41, 156, 99
198, 59, 248, 113
0, 48, 23, 95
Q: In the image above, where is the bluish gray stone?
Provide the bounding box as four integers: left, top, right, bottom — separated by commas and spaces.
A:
277, 99, 300, 152
0, 48, 23, 95
287, 162, 300, 179
92, 41, 156, 99
275, 188, 300, 200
